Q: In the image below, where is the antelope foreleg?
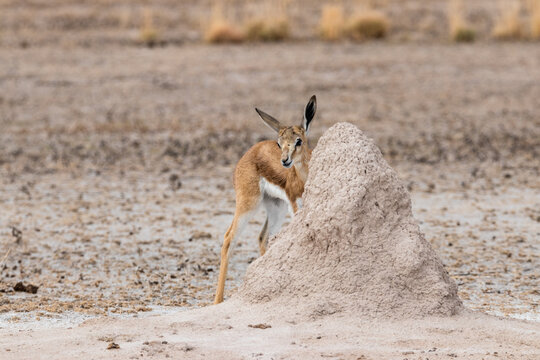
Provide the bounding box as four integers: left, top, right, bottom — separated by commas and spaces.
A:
258, 217, 269, 256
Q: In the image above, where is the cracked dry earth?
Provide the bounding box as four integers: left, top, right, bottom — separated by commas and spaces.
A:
0, 161, 538, 328
0, 43, 539, 329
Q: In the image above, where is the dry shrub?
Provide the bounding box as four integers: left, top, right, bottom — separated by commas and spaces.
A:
448, 0, 475, 42
244, 0, 290, 42
492, 1, 524, 40
527, 0, 540, 39
319, 4, 345, 40
204, 2, 245, 43
245, 18, 289, 41
205, 22, 245, 43
203, 0, 290, 43
139, 8, 160, 47
345, 9, 389, 41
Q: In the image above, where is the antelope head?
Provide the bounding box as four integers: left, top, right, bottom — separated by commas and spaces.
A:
255, 95, 317, 168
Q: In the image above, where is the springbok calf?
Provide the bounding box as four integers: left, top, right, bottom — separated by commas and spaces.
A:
214, 95, 317, 304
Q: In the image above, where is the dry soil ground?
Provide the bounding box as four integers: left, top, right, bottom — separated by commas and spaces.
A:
0, 41, 539, 357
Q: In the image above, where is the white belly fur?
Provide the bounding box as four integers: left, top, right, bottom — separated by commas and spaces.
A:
259, 177, 294, 215
259, 178, 288, 202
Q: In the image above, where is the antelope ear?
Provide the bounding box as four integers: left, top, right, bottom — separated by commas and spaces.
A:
255, 108, 281, 133
302, 95, 317, 133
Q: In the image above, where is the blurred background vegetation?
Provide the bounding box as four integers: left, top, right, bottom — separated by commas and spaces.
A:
1, 0, 540, 47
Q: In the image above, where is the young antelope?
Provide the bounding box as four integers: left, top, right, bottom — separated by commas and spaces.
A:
214, 95, 317, 304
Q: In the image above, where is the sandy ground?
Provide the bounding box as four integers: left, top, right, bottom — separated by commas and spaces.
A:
0, 302, 539, 359
0, 42, 539, 357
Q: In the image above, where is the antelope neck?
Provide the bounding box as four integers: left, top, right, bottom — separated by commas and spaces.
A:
292, 154, 310, 183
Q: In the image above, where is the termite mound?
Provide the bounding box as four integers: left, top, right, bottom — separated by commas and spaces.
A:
235, 122, 462, 319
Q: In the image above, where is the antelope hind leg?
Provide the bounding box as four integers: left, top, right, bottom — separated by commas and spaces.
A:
214, 204, 257, 304
258, 218, 269, 256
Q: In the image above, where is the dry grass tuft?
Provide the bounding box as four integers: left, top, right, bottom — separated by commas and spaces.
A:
205, 21, 245, 43
527, 0, 540, 39
453, 28, 476, 43
244, 0, 290, 42
244, 18, 289, 41
204, 2, 245, 43
448, 0, 475, 42
319, 4, 345, 41
139, 8, 160, 47
492, 1, 524, 40
345, 9, 389, 41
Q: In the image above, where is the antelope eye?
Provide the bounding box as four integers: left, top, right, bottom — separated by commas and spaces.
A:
295, 139, 302, 147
